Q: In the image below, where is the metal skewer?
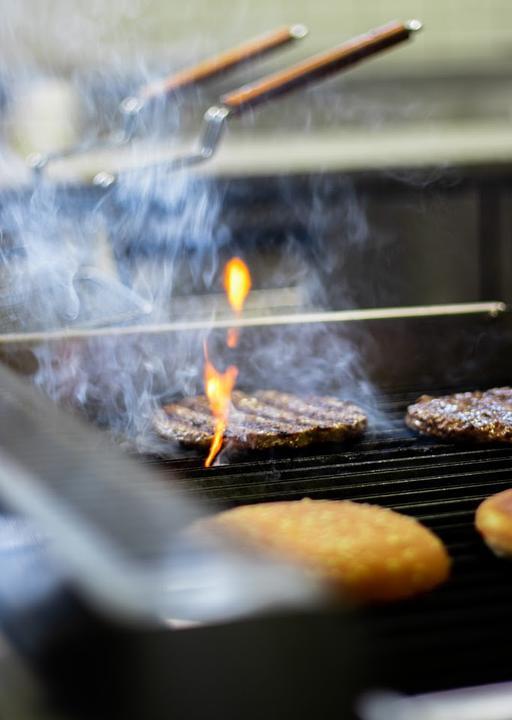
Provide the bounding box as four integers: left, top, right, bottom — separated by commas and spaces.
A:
93, 19, 423, 189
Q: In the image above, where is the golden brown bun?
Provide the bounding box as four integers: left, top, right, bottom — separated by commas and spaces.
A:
475, 489, 512, 556
203, 499, 451, 603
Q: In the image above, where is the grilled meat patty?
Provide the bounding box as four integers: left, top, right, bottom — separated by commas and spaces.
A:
406, 387, 512, 443
155, 390, 367, 450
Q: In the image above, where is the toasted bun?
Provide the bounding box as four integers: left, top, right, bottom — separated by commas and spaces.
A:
476, 489, 512, 556
203, 499, 451, 603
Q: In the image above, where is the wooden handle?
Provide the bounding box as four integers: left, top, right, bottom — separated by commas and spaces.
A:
221, 20, 418, 115
139, 25, 307, 102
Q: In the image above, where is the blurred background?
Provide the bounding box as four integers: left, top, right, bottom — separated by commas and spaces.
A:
2, 0, 512, 171
1, 0, 512, 328
3, 0, 512, 72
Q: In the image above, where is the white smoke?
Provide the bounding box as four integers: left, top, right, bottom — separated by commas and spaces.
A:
0, 0, 396, 453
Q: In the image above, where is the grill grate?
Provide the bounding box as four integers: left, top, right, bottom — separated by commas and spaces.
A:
146, 387, 512, 694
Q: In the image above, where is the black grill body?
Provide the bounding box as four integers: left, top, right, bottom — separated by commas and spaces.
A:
1, 312, 512, 717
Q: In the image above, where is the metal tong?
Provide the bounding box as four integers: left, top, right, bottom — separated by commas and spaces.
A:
27, 24, 308, 176
93, 19, 422, 188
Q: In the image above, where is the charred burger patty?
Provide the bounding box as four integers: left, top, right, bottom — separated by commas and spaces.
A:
405, 387, 512, 443
155, 389, 367, 450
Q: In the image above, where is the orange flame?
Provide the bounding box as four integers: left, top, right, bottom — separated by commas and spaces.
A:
203, 350, 238, 468
226, 327, 239, 349
203, 257, 251, 467
224, 257, 251, 315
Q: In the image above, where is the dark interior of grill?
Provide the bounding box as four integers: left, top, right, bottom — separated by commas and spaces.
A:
144, 381, 512, 695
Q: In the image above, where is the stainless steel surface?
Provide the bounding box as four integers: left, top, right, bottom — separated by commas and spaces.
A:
93, 104, 231, 188
0, 258, 152, 335
405, 19, 423, 33
0, 362, 320, 623
68, 266, 154, 328
359, 683, 512, 720
27, 132, 131, 177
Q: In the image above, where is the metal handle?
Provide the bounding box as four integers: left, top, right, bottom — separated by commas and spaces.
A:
30, 26, 307, 173
92, 19, 421, 187
221, 19, 422, 115
123, 24, 308, 113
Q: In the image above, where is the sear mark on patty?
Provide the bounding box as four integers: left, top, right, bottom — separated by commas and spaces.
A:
155, 389, 368, 451
405, 387, 512, 444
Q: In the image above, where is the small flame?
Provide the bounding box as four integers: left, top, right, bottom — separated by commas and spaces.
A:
203, 257, 251, 467
224, 257, 251, 314
226, 327, 239, 348
203, 348, 238, 468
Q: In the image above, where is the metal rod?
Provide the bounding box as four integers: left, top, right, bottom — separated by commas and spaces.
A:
0, 302, 505, 345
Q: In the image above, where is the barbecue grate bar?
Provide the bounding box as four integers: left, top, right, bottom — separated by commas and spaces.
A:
146, 386, 512, 694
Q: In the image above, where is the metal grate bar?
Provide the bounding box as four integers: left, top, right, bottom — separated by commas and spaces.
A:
143, 386, 512, 694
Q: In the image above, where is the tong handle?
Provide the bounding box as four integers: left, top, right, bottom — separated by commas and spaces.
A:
138, 25, 307, 103
221, 20, 421, 115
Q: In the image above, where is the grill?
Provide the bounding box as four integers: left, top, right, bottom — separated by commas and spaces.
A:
146, 384, 512, 695
0, 308, 511, 718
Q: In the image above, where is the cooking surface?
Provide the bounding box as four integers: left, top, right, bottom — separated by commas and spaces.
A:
146, 385, 512, 694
